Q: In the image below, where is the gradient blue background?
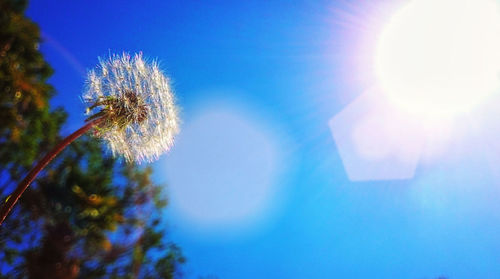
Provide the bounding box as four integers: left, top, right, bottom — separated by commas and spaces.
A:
26, 1, 500, 278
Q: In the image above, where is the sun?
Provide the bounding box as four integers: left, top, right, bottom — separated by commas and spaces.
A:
375, 0, 500, 117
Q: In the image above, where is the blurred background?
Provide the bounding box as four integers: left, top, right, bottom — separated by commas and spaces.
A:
2, 0, 500, 278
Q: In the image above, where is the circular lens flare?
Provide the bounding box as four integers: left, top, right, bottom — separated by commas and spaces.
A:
375, 0, 500, 117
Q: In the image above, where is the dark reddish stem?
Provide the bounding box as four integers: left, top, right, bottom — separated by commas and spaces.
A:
0, 117, 104, 226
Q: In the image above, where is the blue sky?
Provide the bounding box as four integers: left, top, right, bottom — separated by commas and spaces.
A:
26, 0, 500, 278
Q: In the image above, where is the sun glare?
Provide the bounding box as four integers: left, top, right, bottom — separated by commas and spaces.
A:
375, 0, 500, 117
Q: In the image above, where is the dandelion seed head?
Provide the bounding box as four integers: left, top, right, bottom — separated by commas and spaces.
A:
83, 53, 179, 163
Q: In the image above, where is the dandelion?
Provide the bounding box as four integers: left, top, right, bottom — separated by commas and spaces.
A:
0, 53, 179, 225
84, 53, 179, 163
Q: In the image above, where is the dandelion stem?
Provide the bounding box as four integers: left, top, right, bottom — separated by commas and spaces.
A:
0, 117, 105, 226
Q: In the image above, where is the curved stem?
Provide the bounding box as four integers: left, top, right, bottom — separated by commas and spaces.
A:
0, 117, 104, 226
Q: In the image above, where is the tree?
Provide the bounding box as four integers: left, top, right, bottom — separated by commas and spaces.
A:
0, 0, 184, 278
0, 0, 66, 189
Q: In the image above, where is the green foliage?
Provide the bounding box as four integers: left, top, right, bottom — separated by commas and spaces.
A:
0, 0, 66, 184
10, 136, 184, 279
0, 0, 184, 278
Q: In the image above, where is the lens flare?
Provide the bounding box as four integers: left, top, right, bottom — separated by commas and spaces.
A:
375, 0, 500, 117
162, 103, 286, 232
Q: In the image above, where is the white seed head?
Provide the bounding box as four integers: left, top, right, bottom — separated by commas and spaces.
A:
83, 53, 179, 163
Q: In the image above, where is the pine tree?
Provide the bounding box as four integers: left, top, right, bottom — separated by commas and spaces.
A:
0, 1, 184, 278
0, 0, 66, 187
